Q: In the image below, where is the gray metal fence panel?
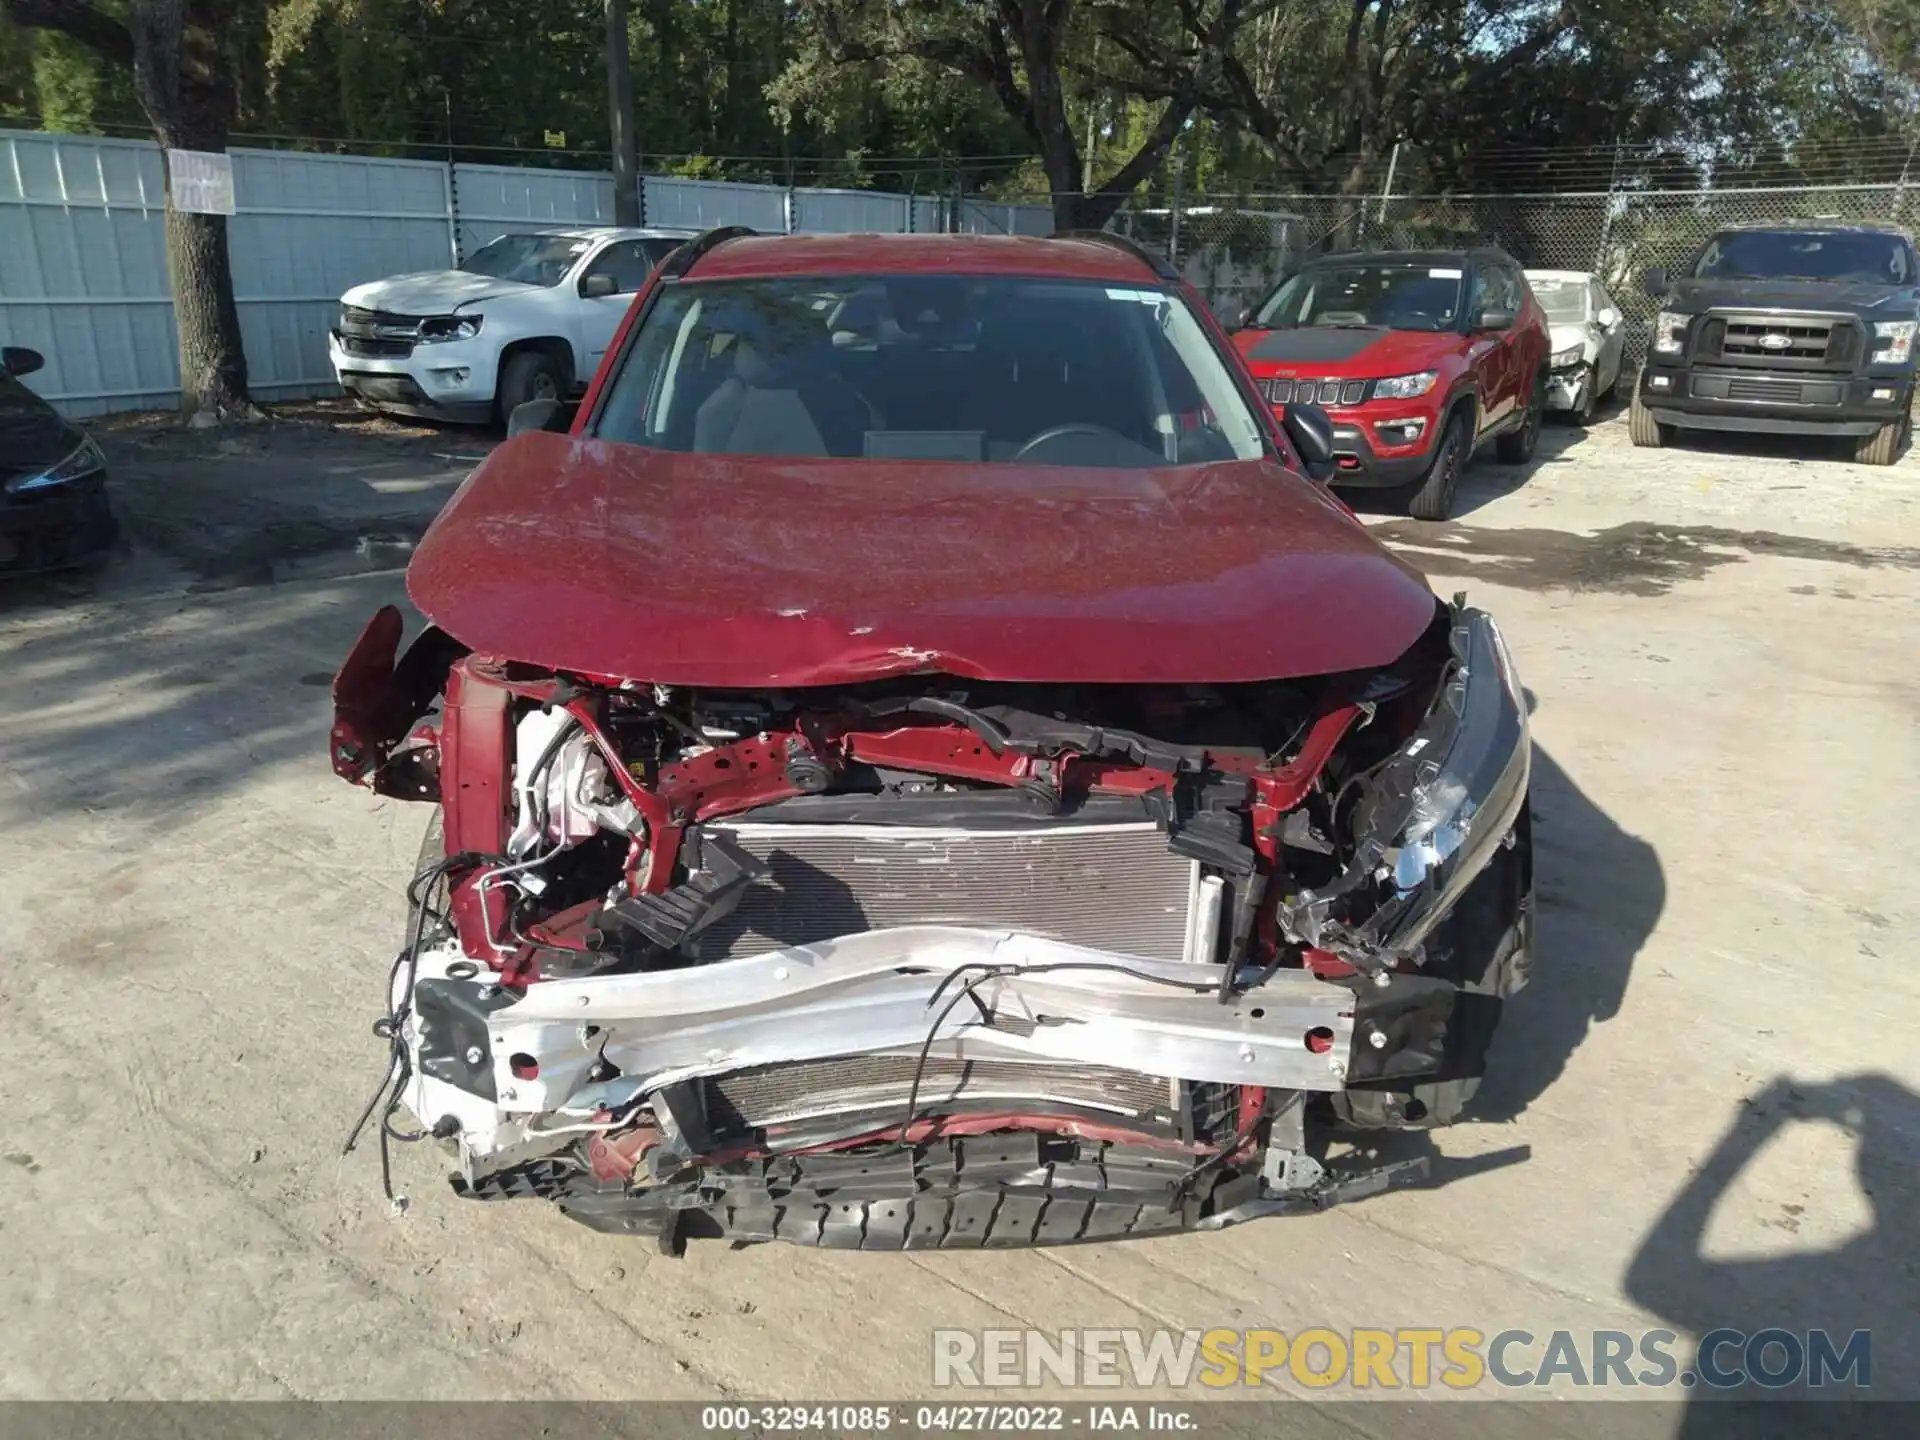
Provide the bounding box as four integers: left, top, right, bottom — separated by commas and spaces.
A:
644, 175, 788, 234
0, 131, 178, 414
230, 148, 454, 395
792, 186, 912, 234
957, 198, 1054, 236
452, 162, 612, 258
911, 197, 946, 234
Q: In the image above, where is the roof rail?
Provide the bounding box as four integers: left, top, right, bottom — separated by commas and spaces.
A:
1052, 228, 1181, 281
659, 225, 757, 279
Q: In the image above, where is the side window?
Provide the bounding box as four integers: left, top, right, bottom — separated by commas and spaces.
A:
1499, 264, 1526, 323
641, 237, 685, 268
1474, 263, 1522, 326
581, 241, 656, 296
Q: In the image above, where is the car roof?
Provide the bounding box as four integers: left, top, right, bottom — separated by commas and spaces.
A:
687, 232, 1163, 284
487, 226, 698, 242
1302, 247, 1510, 268
1713, 219, 1915, 240
1525, 268, 1598, 281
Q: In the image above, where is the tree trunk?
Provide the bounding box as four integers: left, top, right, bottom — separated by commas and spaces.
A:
164, 202, 250, 421
606, 0, 639, 225
5, 0, 254, 421
134, 0, 253, 422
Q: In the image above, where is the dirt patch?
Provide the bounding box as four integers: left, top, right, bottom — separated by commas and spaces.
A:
1374, 520, 1920, 596
91, 400, 490, 588
93, 397, 497, 464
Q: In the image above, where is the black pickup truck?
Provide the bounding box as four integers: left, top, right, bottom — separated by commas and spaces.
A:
1630, 221, 1917, 465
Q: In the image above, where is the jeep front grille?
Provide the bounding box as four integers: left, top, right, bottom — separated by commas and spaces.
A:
1264, 378, 1371, 407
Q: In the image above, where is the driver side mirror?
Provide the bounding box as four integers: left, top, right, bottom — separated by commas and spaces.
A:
1281, 402, 1337, 482
1474, 308, 1515, 332
1223, 299, 1253, 331
2, 345, 44, 377
506, 398, 575, 438
1596, 306, 1619, 329
580, 273, 619, 299
1638, 267, 1669, 298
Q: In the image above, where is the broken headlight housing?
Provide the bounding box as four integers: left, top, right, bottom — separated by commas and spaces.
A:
1280, 605, 1529, 969
419, 313, 483, 344
1652, 311, 1691, 355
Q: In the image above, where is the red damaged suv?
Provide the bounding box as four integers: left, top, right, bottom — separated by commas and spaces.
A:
330, 229, 1533, 1252
1232, 248, 1551, 519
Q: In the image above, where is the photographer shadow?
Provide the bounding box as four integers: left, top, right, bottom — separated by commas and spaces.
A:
1624, 1072, 1920, 1433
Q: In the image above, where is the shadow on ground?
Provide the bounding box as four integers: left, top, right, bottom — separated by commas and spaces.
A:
1625, 1073, 1920, 1426
0, 562, 416, 831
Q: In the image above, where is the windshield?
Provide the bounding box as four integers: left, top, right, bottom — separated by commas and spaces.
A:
1254, 261, 1465, 332
591, 275, 1269, 467
460, 233, 592, 287
1692, 230, 1912, 285
1528, 276, 1589, 323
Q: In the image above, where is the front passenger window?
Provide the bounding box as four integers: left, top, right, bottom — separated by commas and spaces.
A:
581, 242, 656, 297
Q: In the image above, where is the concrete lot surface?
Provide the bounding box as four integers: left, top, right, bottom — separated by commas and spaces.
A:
1, 405, 1916, 1428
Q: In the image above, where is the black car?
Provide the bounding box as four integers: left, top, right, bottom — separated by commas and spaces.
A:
1, 346, 117, 574
1631, 222, 1918, 465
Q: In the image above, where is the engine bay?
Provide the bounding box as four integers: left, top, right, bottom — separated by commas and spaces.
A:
328, 597, 1531, 1247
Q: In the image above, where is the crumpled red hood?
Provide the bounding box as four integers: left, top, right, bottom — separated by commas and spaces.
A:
406, 432, 1436, 687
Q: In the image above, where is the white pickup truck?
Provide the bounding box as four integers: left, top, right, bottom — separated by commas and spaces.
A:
328, 227, 695, 424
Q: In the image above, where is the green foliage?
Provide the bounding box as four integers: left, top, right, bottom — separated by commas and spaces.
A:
1, 0, 1913, 194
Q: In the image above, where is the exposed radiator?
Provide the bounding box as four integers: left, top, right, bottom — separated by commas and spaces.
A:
693, 819, 1197, 962
704, 1055, 1176, 1129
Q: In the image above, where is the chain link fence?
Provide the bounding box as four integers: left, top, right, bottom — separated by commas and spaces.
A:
1115, 183, 1920, 367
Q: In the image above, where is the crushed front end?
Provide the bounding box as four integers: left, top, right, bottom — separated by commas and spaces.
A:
331, 599, 1531, 1249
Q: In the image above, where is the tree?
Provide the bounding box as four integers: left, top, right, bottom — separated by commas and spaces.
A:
778, 0, 1278, 230
5, 0, 253, 421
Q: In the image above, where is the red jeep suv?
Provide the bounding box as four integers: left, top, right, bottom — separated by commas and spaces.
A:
1232, 248, 1551, 519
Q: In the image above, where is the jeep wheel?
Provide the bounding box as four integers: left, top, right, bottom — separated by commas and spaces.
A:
1850, 412, 1910, 466
1404, 409, 1470, 521
497, 350, 566, 421
1327, 802, 1534, 1132
1628, 391, 1671, 448
1496, 371, 1545, 463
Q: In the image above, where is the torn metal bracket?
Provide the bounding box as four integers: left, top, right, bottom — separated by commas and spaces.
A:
1196, 1154, 1430, 1229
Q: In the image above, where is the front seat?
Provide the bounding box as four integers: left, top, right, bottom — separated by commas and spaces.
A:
692, 338, 873, 457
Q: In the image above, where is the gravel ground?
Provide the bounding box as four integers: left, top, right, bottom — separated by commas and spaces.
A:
1, 404, 1916, 1425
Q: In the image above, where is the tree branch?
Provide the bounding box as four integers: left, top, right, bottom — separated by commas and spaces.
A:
3, 0, 135, 67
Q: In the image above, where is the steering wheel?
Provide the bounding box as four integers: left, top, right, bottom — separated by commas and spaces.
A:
1012, 423, 1139, 463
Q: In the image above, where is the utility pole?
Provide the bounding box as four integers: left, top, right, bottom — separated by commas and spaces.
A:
607, 0, 640, 226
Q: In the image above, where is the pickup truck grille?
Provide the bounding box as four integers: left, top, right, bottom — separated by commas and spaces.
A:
337, 306, 420, 359
1694, 313, 1862, 373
